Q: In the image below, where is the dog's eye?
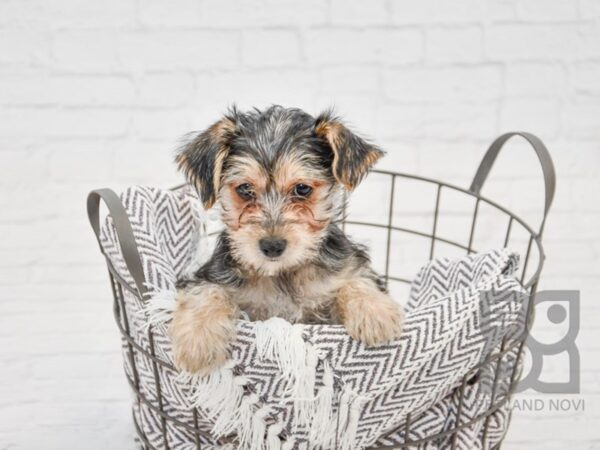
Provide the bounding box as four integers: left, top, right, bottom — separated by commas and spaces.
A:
293, 183, 313, 198
236, 183, 255, 200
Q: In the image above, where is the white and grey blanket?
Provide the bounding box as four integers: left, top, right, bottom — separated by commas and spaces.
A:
100, 185, 526, 450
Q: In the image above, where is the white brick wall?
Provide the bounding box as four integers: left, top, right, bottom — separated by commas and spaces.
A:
0, 0, 598, 448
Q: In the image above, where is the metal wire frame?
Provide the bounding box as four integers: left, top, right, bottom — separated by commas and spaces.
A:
91, 133, 554, 450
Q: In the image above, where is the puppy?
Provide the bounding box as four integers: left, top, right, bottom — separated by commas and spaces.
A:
172, 106, 404, 374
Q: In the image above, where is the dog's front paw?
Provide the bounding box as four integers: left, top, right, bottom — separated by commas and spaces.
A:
338, 285, 405, 346
345, 301, 404, 346
171, 285, 237, 374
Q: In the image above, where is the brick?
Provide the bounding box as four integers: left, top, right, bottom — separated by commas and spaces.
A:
382, 66, 503, 102
42, 0, 136, 28
137, 73, 195, 107
16, 419, 135, 450
306, 28, 423, 65
487, 0, 519, 20
375, 103, 497, 141
48, 76, 135, 106
0, 108, 57, 138
505, 63, 567, 96
416, 141, 490, 178
426, 26, 484, 63
0, 30, 50, 65
546, 211, 600, 241
580, 0, 600, 18
117, 31, 240, 71
0, 267, 30, 285
486, 24, 579, 60
375, 29, 425, 64
305, 29, 373, 65
0, 185, 54, 223
499, 98, 561, 138
46, 109, 131, 138
31, 262, 108, 284
0, 106, 128, 142
390, 0, 486, 23
578, 24, 600, 59
256, 0, 329, 26
0, 0, 43, 26
47, 141, 114, 182
320, 67, 379, 94
0, 249, 38, 268
195, 0, 266, 27
571, 179, 600, 212
130, 110, 191, 141
113, 146, 181, 184
516, 0, 578, 20
330, 0, 389, 25
373, 140, 419, 174
559, 140, 600, 175
242, 30, 301, 68
52, 30, 120, 72
197, 0, 328, 27
564, 101, 600, 139
194, 69, 320, 112
0, 72, 50, 105
0, 136, 37, 153
0, 149, 48, 187
138, 0, 202, 27
573, 62, 600, 97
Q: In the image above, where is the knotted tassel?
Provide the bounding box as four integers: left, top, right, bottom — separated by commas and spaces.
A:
337, 387, 369, 450
266, 422, 284, 450
235, 393, 261, 449
309, 360, 335, 449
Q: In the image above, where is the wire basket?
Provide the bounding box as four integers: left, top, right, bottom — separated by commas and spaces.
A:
87, 132, 555, 449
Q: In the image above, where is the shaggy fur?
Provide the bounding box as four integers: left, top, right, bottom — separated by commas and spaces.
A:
173, 106, 405, 374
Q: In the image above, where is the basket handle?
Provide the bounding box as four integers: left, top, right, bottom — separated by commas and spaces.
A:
469, 132, 556, 235
87, 189, 147, 296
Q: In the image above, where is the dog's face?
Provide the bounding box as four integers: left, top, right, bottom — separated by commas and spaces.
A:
177, 106, 383, 275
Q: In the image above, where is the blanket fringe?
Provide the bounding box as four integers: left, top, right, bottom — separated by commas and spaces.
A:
181, 366, 275, 450
142, 299, 355, 450
337, 387, 370, 450
254, 318, 319, 427
308, 360, 335, 449
266, 422, 284, 450
139, 287, 177, 330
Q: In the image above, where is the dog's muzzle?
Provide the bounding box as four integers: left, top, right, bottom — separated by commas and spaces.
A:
259, 237, 287, 258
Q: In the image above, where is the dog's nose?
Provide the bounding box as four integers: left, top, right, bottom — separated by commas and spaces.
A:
259, 237, 287, 258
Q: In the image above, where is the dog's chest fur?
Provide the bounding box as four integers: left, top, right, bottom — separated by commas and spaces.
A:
229, 264, 349, 324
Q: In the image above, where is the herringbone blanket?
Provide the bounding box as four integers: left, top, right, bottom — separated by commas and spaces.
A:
100, 186, 527, 450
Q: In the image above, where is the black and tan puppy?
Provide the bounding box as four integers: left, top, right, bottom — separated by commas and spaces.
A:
173, 106, 404, 374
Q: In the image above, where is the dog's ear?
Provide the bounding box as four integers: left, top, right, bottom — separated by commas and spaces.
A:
315, 111, 384, 190
175, 116, 237, 209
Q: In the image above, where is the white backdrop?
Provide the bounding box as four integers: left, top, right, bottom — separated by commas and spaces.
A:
0, 0, 599, 448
